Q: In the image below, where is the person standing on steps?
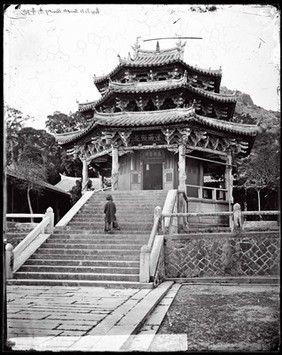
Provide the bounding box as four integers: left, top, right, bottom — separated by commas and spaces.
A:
104, 194, 120, 233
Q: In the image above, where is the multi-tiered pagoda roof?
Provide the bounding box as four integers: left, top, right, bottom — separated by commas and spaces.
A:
57, 39, 260, 160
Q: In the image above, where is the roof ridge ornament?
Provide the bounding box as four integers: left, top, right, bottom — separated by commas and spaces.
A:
156, 40, 160, 53
117, 54, 124, 64
131, 36, 141, 60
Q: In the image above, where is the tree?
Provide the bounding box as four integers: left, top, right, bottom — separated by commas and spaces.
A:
236, 129, 280, 212
69, 179, 82, 206
4, 105, 29, 167
45, 111, 90, 134
16, 127, 63, 184
9, 160, 47, 222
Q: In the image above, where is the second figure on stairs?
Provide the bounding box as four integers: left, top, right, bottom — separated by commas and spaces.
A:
104, 194, 120, 234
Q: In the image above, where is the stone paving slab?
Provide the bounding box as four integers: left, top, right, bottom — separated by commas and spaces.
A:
121, 282, 181, 351
7, 282, 173, 352
7, 284, 140, 347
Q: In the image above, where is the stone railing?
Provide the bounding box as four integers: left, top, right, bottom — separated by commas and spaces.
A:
161, 208, 280, 233
139, 206, 163, 284
139, 189, 189, 286
5, 207, 54, 278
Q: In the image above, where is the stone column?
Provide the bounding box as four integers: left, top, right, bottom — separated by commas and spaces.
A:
178, 143, 186, 192
81, 158, 90, 194
111, 145, 119, 191
225, 150, 233, 203
225, 150, 234, 228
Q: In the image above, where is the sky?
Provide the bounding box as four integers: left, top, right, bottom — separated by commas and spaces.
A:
4, 4, 280, 130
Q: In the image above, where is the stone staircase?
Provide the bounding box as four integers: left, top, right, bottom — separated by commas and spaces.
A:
9, 190, 168, 288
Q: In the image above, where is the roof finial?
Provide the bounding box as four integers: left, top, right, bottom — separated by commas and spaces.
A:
131, 36, 141, 60
132, 36, 141, 51
156, 41, 160, 53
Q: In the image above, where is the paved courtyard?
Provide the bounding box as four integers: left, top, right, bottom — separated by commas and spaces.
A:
5, 282, 280, 352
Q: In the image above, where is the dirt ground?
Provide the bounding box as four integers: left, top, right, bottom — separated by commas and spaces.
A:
155, 284, 280, 352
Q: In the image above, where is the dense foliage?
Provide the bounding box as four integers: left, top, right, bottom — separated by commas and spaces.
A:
223, 88, 280, 210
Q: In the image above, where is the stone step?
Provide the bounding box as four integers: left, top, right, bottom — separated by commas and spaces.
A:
36, 244, 140, 255
82, 206, 161, 212
50, 232, 149, 239
84, 202, 164, 207
87, 193, 165, 197
33, 248, 141, 256
11, 189, 167, 287
24, 258, 140, 268
72, 221, 152, 226
186, 227, 230, 233
7, 279, 153, 288
19, 264, 140, 274
14, 271, 140, 282
46, 238, 147, 245
40, 243, 143, 250
66, 222, 153, 229
53, 226, 151, 236
71, 215, 154, 221
74, 211, 154, 216
30, 253, 140, 261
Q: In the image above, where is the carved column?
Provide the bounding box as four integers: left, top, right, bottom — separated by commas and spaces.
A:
111, 145, 119, 191
81, 158, 90, 195
178, 143, 186, 192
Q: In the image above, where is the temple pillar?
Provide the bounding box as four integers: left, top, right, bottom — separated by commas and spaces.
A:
225, 150, 234, 227
81, 158, 90, 194
111, 145, 119, 191
178, 143, 186, 192
225, 150, 234, 203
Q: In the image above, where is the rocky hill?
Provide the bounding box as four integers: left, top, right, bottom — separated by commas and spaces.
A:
221, 86, 280, 133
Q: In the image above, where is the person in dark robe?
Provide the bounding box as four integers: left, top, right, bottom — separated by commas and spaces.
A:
104, 194, 120, 233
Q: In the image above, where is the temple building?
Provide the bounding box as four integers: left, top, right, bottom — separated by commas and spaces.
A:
56, 39, 260, 216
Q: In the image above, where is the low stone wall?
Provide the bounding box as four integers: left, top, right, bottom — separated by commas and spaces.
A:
164, 231, 280, 278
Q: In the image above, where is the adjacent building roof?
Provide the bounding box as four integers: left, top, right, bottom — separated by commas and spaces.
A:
7, 170, 71, 196
55, 174, 102, 192
56, 107, 260, 146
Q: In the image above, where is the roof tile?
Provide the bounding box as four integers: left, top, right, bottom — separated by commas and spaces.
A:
57, 107, 259, 146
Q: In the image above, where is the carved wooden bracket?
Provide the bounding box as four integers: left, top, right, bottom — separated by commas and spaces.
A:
124, 70, 136, 83
161, 128, 175, 145
116, 97, 128, 111
179, 128, 191, 144
168, 67, 181, 79
172, 92, 184, 108
136, 96, 149, 111
152, 95, 165, 110
147, 70, 157, 81
119, 131, 132, 147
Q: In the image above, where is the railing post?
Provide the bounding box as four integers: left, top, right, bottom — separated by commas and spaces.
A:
232, 203, 243, 231
154, 206, 162, 233
45, 207, 54, 234
139, 245, 150, 283
212, 188, 217, 201
198, 186, 202, 199
5, 243, 14, 279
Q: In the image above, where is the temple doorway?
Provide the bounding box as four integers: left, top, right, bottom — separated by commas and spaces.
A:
143, 163, 163, 190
